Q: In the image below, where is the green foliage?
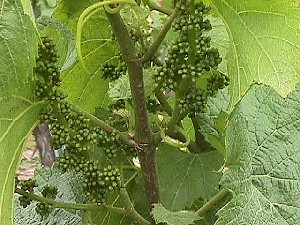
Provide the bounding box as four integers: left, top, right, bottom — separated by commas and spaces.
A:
157, 143, 223, 210
217, 84, 300, 224
152, 203, 201, 225
211, 0, 300, 106
84, 194, 132, 225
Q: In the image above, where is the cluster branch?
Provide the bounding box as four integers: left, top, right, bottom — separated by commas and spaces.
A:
142, 11, 177, 64
70, 102, 138, 148
15, 188, 123, 212
105, 12, 160, 211
15, 188, 150, 225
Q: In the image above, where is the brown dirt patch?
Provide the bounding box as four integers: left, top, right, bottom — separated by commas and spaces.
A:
16, 134, 41, 181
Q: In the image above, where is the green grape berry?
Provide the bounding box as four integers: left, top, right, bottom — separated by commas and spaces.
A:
18, 179, 37, 208
41, 185, 58, 199
101, 61, 126, 81
146, 97, 160, 113
19, 196, 32, 208
36, 202, 52, 218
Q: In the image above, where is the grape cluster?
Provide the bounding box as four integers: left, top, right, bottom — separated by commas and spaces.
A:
36, 202, 52, 218
56, 153, 121, 204
34, 37, 64, 102
154, 2, 217, 91
35, 185, 58, 217
179, 71, 229, 115
95, 127, 135, 159
85, 165, 121, 204
179, 88, 207, 113
206, 71, 230, 96
67, 113, 98, 152
34, 37, 133, 205
146, 97, 160, 113
129, 27, 153, 58
42, 185, 58, 199
18, 179, 37, 208
152, 1, 229, 115
101, 59, 127, 81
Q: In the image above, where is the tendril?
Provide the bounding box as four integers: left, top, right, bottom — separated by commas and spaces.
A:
161, 125, 191, 149
76, 0, 136, 74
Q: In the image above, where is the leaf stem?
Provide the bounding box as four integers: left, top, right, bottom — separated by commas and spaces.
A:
167, 103, 182, 132
196, 188, 229, 216
155, 90, 173, 116
120, 188, 151, 225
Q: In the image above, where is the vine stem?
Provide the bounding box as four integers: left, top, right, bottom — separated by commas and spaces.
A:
105, 12, 160, 218
196, 189, 229, 216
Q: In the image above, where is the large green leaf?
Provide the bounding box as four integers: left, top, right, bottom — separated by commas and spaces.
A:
157, 144, 223, 210
211, 0, 300, 106
53, 1, 118, 113
0, 1, 42, 224
216, 84, 300, 224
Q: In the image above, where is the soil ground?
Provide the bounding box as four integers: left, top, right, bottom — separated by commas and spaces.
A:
16, 134, 41, 181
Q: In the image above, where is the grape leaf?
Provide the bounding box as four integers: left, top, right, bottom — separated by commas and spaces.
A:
127, 174, 151, 221
211, 0, 300, 106
208, 16, 229, 75
20, 0, 36, 25
14, 168, 84, 225
195, 88, 230, 155
151, 203, 202, 225
53, 1, 118, 113
216, 84, 300, 224
157, 143, 223, 210
0, 1, 42, 224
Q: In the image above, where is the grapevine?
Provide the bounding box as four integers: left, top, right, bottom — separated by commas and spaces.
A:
11, 0, 236, 224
